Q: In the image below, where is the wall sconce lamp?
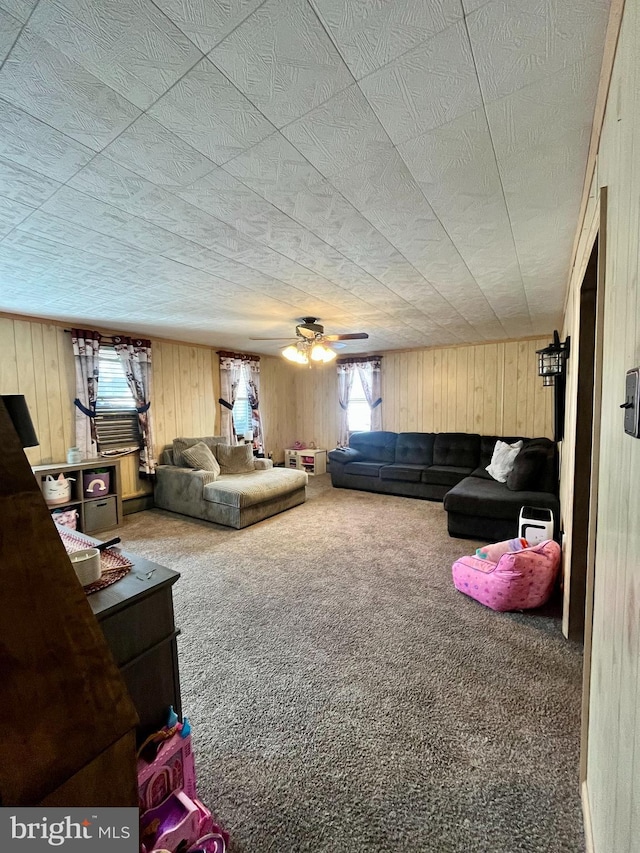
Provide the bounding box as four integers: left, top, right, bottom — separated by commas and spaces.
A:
536, 332, 570, 442
536, 331, 571, 387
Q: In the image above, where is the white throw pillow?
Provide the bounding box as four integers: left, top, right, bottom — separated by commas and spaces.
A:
486, 440, 524, 483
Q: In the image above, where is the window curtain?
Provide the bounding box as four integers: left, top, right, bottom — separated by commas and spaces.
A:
218, 352, 257, 443
337, 356, 383, 445
357, 358, 383, 431
337, 362, 355, 447
245, 359, 265, 451
71, 328, 101, 459
113, 336, 156, 477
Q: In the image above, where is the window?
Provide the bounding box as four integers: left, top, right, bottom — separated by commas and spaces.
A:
95, 346, 141, 450
233, 367, 253, 438
348, 368, 371, 432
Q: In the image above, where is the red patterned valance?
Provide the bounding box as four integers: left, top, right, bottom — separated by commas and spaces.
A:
337, 355, 382, 367
217, 350, 260, 362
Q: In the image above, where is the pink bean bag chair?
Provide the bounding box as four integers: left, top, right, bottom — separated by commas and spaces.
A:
452, 539, 561, 612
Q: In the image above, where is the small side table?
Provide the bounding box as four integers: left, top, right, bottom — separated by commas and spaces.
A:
284, 448, 327, 476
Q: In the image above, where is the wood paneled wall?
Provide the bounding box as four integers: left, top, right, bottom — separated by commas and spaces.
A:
561, 1, 640, 849
383, 339, 553, 437
0, 316, 221, 499
292, 337, 554, 452
0, 314, 297, 497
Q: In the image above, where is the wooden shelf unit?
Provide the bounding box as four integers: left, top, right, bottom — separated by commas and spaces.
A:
284, 448, 327, 476
33, 458, 123, 535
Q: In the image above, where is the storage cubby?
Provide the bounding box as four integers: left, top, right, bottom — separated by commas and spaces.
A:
284, 448, 327, 476
33, 457, 123, 535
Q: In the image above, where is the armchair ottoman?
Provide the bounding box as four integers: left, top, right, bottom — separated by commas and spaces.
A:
452, 539, 561, 611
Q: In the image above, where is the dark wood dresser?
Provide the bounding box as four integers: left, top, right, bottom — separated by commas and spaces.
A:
88, 550, 182, 740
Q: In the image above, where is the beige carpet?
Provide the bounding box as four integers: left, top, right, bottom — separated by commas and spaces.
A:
122, 474, 584, 853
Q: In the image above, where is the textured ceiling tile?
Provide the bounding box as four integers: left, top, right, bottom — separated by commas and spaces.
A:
0, 0, 608, 353
223, 132, 324, 209
311, 0, 462, 79
0, 28, 141, 149
0, 98, 94, 181
40, 185, 191, 255
148, 58, 274, 164
0, 7, 21, 62
358, 20, 482, 145
398, 107, 500, 202
462, 0, 491, 12
282, 84, 392, 177
0, 195, 33, 236
500, 128, 591, 214
327, 145, 423, 211
101, 115, 216, 189
209, 0, 353, 128
27, 0, 202, 110
486, 55, 601, 162
16, 210, 151, 267
0, 0, 38, 23
153, 0, 264, 53
443, 193, 513, 251
0, 157, 60, 206
468, 0, 610, 104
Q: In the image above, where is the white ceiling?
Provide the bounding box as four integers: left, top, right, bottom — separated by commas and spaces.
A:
0, 0, 609, 356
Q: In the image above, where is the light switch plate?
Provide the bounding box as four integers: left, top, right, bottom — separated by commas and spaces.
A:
623, 368, 640, 437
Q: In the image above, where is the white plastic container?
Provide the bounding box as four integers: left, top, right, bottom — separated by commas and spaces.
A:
518, 506, 554, 544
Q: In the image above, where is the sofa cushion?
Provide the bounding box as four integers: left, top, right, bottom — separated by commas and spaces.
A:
203, 469, 307, 509
173, 435, 225, 467
328, 447, 363, 464
470, 466, 492, 480
182, 441, 221, 475
394, 433, 435, 466
422, 465, 474, 486
479, 435, 524, 469
507, 438, 557, 492
486, 440, 523, 483
344, 461, 387, 477
433, 433, 480, 468
444, 476, 558, 521
349, 431, 397, 463
380, 463, 427, 483
217, 443, 255, 474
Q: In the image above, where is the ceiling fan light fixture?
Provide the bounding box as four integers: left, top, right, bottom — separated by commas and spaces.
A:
310, 342, 334, 362
282, 344, 303, 363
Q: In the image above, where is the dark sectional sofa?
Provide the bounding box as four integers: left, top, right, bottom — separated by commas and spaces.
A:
327, 431, 559, 541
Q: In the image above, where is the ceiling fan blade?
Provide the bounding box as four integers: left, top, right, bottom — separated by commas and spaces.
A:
324, 333, 369, 341
249, 337, 297, 341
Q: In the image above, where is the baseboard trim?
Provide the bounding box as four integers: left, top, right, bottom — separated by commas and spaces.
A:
123, 494, 154, 515
582, 780, 595, 853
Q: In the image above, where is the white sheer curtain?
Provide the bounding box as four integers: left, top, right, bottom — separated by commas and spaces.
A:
219, 353, 251, 443
357, 358, 382, 431
71, 328, 101, 459
337, 362, 355, 447
113, 335, 156, 477
337, 356, 383, 445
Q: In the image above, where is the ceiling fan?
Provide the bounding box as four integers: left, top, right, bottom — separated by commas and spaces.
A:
251, 317, 369, 364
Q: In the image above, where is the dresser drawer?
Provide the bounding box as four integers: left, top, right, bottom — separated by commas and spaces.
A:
98, 587, 176, 667
84, 495, 117, 532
